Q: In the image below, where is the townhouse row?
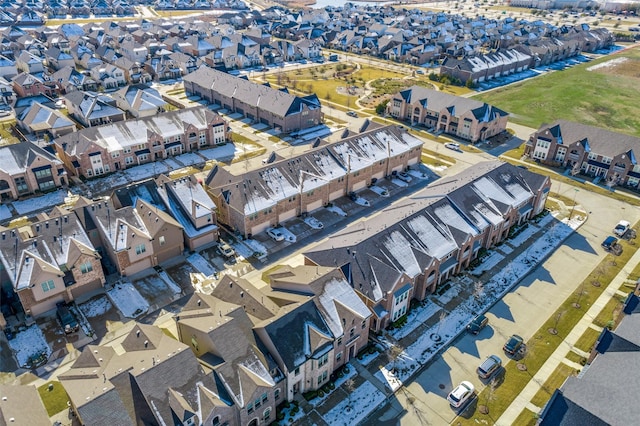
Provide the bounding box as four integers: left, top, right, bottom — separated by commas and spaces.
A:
57, 264, 370, 426
525, 120, 640, 190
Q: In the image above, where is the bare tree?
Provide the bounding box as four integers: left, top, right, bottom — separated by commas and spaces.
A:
344, 378, 356, 412
479, 377, 498, 415
388, 344, 404, 375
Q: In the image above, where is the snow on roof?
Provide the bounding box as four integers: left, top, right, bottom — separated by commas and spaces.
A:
317, 278, 371, 337
473, 175, 531, 208
406, 214, 453, 259
432, 203, 479, 236
381, 231, 421, 277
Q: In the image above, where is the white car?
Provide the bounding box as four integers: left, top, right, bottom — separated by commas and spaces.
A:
445, 142, 461, 151
266, 228, 285, 242
447, 381, 475, 408
304, 216, 324, 229
614, 220, 630, 237
397, 171, 412, 183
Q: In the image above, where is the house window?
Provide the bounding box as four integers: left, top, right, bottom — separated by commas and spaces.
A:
125, 156, 133, 165
212, 416, 220, 426
135, 244, 146, 255
247, 402, 253, 414
261, 392, 267, 403
159, 236, 165, 246
362, 320, 366, 329
80, 262, 93, 274
264, 408, 271, 421
336, 352, 342, 362
294, 367, 300, 376
254, 397, 261, 409
274, 389, 280, 400
86, 169, 93, 177
111, 152, 120, 158
14, 177, 28, 194
337, 337, 342, 346
191, 336, 198, 352
350, 328, 355, 338
318, 353, 328, 367
34, 168, 52, 179
317, 371, 327, 385
41, 279, 55, 292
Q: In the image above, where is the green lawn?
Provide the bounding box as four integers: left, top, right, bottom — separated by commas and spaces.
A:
512, 408, 539, 426
456, 239, 636, 424
565, 350, 587, 365
592, 293, 626, 328
38, 381, 69, 416
474, 45, 640, 136
530, 363, 577, 407
574, 327, 602, 353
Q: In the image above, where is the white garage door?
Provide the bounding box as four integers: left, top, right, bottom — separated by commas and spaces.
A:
392, 165, 404, 173
329, 190, 344, 201
251, 221, 271, 236
352, 180, 366, 191
278, 209, 297, 223
306, 199, 323, 212
408, 157, 418, 166
373, 171, 384, 180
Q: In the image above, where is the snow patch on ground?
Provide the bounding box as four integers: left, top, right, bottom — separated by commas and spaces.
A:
158, 270, 182, 294
375, 366, 402, 392
233, 241, 255, 260
390, 302, 441, 340
369, 185, 389, 197
175, 152, 204, 166
187, 252, 217, 277
586, 56, 627, 71
9, 325, 51, 367
391, 178, 408, 187
309, 365, 357, 407
508, 224, 540, 247
244, 239, 267, 255
0, 205, 11, 221
499, 244, 514, 255
471, 250, 505, 275
354, 196, 370, 207
163, 158, 182, 170
280, 227, 297, 243
327, 206, 347, 217
437, 285, 461, 305
79, 296, 113, 318
13, 190, 67, 215
408, 169, 428, 179
107, 282, 149, 318
323, 381, 385, 425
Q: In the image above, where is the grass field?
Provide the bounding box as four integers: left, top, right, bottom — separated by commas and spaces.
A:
474, 45, 640, 136
530, 363, 577, 407
38, 381, 69, 416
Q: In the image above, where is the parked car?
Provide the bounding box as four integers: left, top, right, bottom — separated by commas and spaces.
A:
445, 142, 461, 151
447, 381, 475, 408
348, 191, 358, 201
503, 334, 524, 356
216, 241, 235, 259
397, 171, 412, 183
477, 355, 502, 379
304, 216, 324, 230
57, 302, 79, 334
266, 227, 285, 242
467, 314, 489, 335
602, 236, 623, 255
346, 110, 358, 117
614, 220, 631, 237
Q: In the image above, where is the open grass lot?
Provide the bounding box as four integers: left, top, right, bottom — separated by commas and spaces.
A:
474, 45, 640, 137
573, 327, 602, 353
38, 381, 69, 416
457, 238, 636, 425
592, 293, 626, 328
530, 363, 578, 407
565, 350, 586, 365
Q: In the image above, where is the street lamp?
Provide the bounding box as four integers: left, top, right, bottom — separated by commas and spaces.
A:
569, 188, 579, 220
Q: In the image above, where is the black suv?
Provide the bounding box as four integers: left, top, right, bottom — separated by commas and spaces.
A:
467, 314, 488, 335
57, 303, 79, 334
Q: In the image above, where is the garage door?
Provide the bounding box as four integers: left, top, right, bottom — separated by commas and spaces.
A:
373, 171, 384, 180
306, 199, 322, 212
392, 165, 404, 173
329, 190, 344, 201
278, 209, 297, 223
352, 180, 366, 191
251, 221, 271, 237
408, 157, 418, 166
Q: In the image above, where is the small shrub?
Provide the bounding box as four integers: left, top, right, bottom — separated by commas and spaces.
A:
318, 390, 325, 397
329, 382, 335, 390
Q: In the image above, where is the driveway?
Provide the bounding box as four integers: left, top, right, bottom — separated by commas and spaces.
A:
369, 184, 640, 425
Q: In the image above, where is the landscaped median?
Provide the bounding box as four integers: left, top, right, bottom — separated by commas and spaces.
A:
455, 226, 639, 425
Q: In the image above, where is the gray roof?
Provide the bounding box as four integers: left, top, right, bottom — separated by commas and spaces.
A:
0, 140, 62, 176
538, 120, 640, 159
396, 85, 508, 121
305, 162, 547, 301
0, 385, 50, 425
184, 65, 321, 118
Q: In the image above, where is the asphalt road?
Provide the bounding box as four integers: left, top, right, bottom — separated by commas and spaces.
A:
368, 175, 640, 425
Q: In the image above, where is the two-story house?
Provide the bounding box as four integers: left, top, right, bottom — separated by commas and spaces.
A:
63, 91, 126, 127
0, 211, 105, 316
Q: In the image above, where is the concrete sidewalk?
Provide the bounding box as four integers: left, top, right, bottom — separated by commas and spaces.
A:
496, 242, 640, 425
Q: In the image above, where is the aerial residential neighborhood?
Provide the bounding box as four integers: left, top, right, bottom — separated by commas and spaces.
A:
0, 0, 637, 425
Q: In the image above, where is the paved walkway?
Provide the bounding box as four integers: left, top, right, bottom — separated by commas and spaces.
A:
496, 242, 640, 425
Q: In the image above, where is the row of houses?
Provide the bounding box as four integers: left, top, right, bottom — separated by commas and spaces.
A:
54, 263, 369, 426
304, 161, 550, 331
183, 66, 323, 134
440, 27, 612, 84
204, 121, 424, 237
386, 86, 509, 143
525, 120, 640, 190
